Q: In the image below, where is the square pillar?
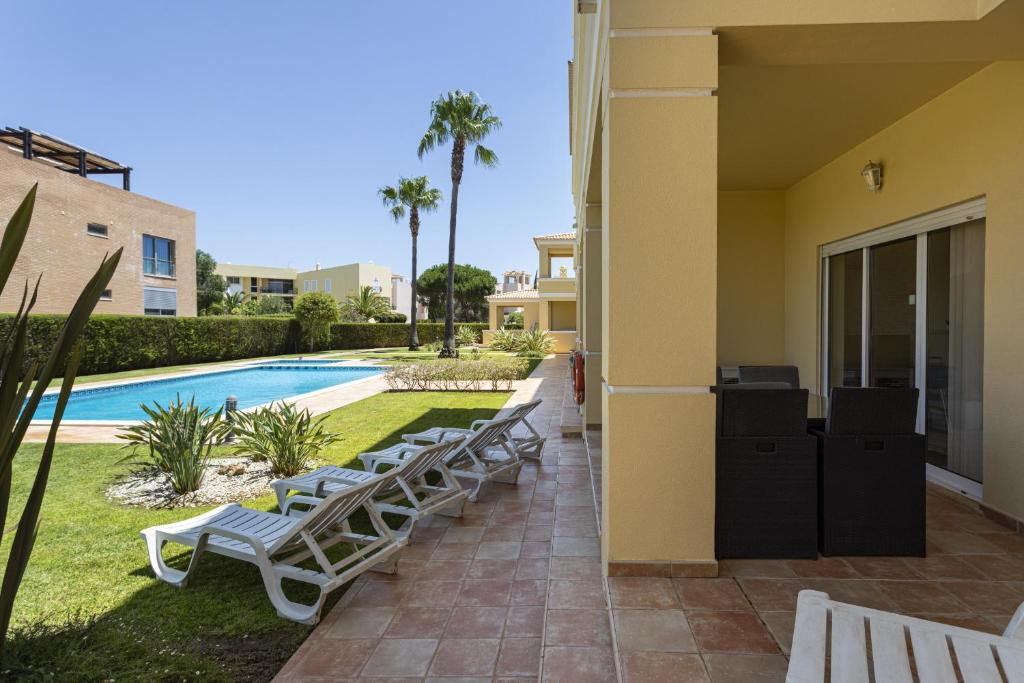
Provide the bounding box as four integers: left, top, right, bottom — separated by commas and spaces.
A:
582, 202, 603, 428
601, 27, 719, 576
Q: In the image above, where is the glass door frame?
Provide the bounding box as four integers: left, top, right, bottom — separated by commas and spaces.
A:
819, 197, 986, 500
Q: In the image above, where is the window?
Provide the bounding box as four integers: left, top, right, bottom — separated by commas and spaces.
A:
87, 223, 109, 238
250, 277, 258, 293
226, 276, 240, 285
324, 279, 332, 292
143, 286, 176, 316
99, 289, 112, 301
142, 235, 176, 277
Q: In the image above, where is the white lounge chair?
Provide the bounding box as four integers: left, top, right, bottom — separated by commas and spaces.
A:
363, 415, 523, 502
140, 470, 404, 625
271, 438, 470, 536
787, 589, 1024, 682
403, 398, 546, 459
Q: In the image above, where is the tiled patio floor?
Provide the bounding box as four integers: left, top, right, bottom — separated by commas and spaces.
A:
275, 357, 1024, 682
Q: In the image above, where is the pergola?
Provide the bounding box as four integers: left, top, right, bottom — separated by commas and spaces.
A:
0, 126, 132, 190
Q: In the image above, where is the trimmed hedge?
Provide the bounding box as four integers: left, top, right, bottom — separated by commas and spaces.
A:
329, 323, 487, 350
0, 315, 489, 376
0, 315, 301, 375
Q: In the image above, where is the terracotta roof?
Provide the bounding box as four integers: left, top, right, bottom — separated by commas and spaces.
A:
533, 231, 575, 241
486, 289, 540, 301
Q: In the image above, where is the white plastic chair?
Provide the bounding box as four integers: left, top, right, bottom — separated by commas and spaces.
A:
403, 398, 546, 459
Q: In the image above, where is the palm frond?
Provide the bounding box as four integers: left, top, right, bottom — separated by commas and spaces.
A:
474, 145, 499, 167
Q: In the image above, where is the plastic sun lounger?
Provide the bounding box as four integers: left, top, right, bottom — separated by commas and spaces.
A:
402, 398, 546, 460
270, 438, 470, 537
787, 589, 1024, 682
364, 415, 524, 502
140, 469, 404, 625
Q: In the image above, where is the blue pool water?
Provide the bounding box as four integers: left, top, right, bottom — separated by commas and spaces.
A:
32, 365, 382, 422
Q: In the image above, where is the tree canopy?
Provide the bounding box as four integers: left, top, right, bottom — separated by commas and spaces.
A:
416, 263, 496, 323
196, 250, 226, 314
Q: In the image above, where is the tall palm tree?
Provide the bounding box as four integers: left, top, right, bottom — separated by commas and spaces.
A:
379, 176, 442, 350
223, 290, 246, 314
418, 90, 501, 358
340, 285, 392, 322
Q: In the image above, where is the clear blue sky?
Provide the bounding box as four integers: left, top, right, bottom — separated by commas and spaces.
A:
7, 1, 575, 280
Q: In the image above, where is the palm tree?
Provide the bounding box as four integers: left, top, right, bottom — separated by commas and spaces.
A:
340, 285, 392, 322
379, 176, 442, 350
418, 90, 501, 358
223, 290, 246, 314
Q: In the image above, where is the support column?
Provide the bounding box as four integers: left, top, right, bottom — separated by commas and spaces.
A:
582, 203, 603, 428
601, 27, 719, 576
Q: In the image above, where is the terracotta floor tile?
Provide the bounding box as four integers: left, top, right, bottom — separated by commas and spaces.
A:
524, 524, 554, 541
549, 556, 604, 580
620, 652, 709, 683
842, 556, 923, 580
515, 557, 550, 580
510, 579, 547, 605
466, 558, 517, 581
421, 559, 471, 581
939, 580, 1024, 615
403, 580, 462, 608
521, 540, 552, 557
608, 577, 681, 608
614, 608, 697, 652
444, 606, 508, 638
483, 525, 527, 542
383, 607, 450, 639
929, 530, 1005, 555
552, 536, 601, 558
428, 637, 500, 677
475, 541, 522, 560
875, 580, 969, 614
548, 579, 608, 609
977, 532, 1024, 554
496, 637, 541, 677
506, 605, 546, 637
545, 609, 612, 646
323, 607, 395, 640
554, 522, 600, 538
759, 612, 795, 655
294, 638, 376, 677
901, 555, 988, 580
719, 560, 796, 579
803, 579, 895, 612
704, 653, 789, 683
431, 542, 479, 560
960, 553, 1024, 581
361, 638, 438, 677
674, 578, 753, 611
688, 611, 779, 654
541, 646, 617, 683
456, 579, 513, 606
441, 526, 485, 544
348, 581, 409, 608
786, 558, 858, 579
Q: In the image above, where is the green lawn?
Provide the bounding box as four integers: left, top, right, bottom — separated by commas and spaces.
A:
0, 391, 509, 681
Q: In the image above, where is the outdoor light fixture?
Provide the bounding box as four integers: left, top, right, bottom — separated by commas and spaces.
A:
578, 0, 597, 13
861, 160, 883, 192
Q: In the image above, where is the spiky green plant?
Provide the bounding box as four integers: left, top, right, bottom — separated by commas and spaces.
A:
418, 90, 501, 358
230, 402, 339, 477
339, 285, 392, 322
455, 325, 479, 347
515, 328, 554, 358
379, 176, 442, 350
0, 185, 121, 655
117, 395, 228, 494
489, 327, 523, 352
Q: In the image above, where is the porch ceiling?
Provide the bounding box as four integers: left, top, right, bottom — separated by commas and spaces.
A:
716, 0, 1024, 190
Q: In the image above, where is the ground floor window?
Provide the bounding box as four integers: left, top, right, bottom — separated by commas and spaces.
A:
144, 286, 177, 317
822, 201, 985, 493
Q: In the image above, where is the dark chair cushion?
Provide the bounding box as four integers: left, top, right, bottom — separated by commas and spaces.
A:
738, 365, 800, 388
719, 387, 809, 437
826, 387, 919, 435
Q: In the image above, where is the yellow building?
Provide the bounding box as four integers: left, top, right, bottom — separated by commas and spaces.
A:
571, 0, 1024, 576
216, 263, 298, 306
484, 232, 578, 353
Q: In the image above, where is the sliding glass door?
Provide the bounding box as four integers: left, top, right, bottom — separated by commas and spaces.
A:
822, 208, 985, 494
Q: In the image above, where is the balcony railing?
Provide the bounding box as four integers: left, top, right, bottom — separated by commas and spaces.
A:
261, 287, 296, 295
143, 257, 175, 278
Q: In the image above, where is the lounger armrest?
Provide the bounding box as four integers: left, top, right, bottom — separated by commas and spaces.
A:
368, 456, 408, 471
468, 420, 490, 430
358, 445, 420, 470
311, 475, 365, 497
199, 524, 268, 554
282, 495, 327, 516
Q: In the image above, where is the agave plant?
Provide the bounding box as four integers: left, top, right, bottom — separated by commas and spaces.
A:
515, 328, 554, 358
455, 325, 479, 347
0, 185, 121, 655
118, 395, 228, 494
230, 402, 339, 477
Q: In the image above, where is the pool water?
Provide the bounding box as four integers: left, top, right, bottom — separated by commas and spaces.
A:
32, 365, 383, 422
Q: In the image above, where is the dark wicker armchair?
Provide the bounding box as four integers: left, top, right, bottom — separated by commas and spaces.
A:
715, 386, 818, 559
812, 387, 926, 557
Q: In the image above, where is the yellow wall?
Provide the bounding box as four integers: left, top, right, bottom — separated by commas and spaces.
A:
717, 191, 786, 366
782, 62, 1024, 518
549, 301, 577, 331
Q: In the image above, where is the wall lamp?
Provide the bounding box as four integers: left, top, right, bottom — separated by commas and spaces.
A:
861, 161, 883, 192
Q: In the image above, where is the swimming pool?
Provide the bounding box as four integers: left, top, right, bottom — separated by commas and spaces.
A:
32, 365, 383, 422
255, 359, 345, 366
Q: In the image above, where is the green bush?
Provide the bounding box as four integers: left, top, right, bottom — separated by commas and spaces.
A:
489, 327, 523, 352
515, 328, 555, 358
329, 323, 486, 350
384, 358, 528, 392
293, 292, 340, 350
375, 311, 408, 323
230, 402, 339, 477
0, 314, 301, 376
455, 325, 480, 346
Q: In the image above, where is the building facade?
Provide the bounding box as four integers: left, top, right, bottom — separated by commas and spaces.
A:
484, 232, 577, 353
571, 0, 1024, 575
0, 144, 196, 317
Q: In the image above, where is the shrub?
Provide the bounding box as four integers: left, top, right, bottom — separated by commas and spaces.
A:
489, 327, 523, 352
503, 310, 524, 328
117, 395, 228, 494
515, 328, 555, 358
455, 325, 480, 346
293, 292, 340, 350
239, 295, 289, 315
230, 402, 339, 477
329, 322, 487, 350
375, 311, 408, 323
384, 358, 528, 392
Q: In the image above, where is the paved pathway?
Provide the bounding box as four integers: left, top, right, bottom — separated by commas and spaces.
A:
274, 355, 620, 682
